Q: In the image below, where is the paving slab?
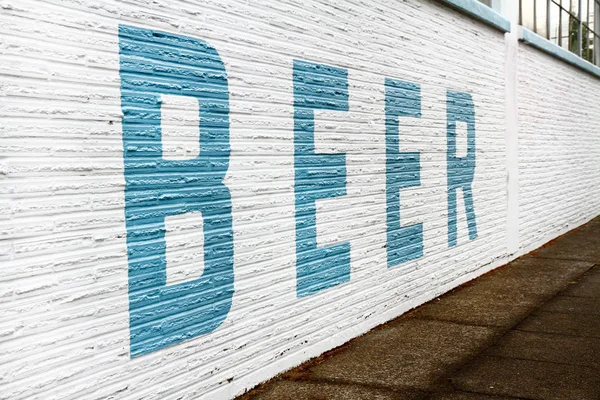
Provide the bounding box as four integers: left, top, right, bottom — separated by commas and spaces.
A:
249, 380, 424, 400
565, 265, 600, 283
482, 257, 593, 289
444, 258, 589, 299
541, 295, 600, 315
428, 391, 516, 400
306, 319, 499, 391
516, 310, 600, 338
561, 221, 600, 239
530, 234, 600, 262
414, 296, 535, 327
561, 272, 600, 298
581, 266, 600, 279
485, 330, 600, 368
242, 217, 600, 400
415, 258, 592, 327
451, 356, 600, 400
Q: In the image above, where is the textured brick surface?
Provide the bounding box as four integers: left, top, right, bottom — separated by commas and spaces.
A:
517, 45, 600, 254
0, 1, 599, 399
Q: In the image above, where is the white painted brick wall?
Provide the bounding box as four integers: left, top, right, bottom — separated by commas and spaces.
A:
517, 45, 600, 253
0, 0, 596, 399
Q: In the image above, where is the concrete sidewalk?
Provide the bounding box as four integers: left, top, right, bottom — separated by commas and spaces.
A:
240, 217, 600, 400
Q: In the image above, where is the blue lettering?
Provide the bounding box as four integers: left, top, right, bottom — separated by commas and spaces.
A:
119, 25, 234, 357
293, 60, 350, 297
385, 78, 423, 267
446, 90, 478, 247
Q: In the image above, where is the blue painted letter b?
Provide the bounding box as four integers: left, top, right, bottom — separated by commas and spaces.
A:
119, 25, 234, 357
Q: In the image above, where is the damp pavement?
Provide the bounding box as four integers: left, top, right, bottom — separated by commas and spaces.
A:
238, 217, 600, 400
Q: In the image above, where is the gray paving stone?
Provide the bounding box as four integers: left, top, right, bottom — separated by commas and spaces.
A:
429, 391, 515, 400
530, 234, 600, 262
541, 295, 600, 315
240, 217, 600, 400
486, 257, 593, 289
485, 330, 600, 368
517, 311, 600, 338
415, 296, 534, 327
306, 319, 499, 390
561, 274, 600, 298
249, 380, 423, 400
571, 265, 600, 283
451, 356, 600, 400
585, 267, 600, 279
442, 258, 590, 300
562, 223, 600, 240
414, 258, 593, 327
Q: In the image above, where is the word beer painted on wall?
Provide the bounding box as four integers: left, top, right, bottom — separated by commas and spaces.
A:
119, 25, 478, 357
